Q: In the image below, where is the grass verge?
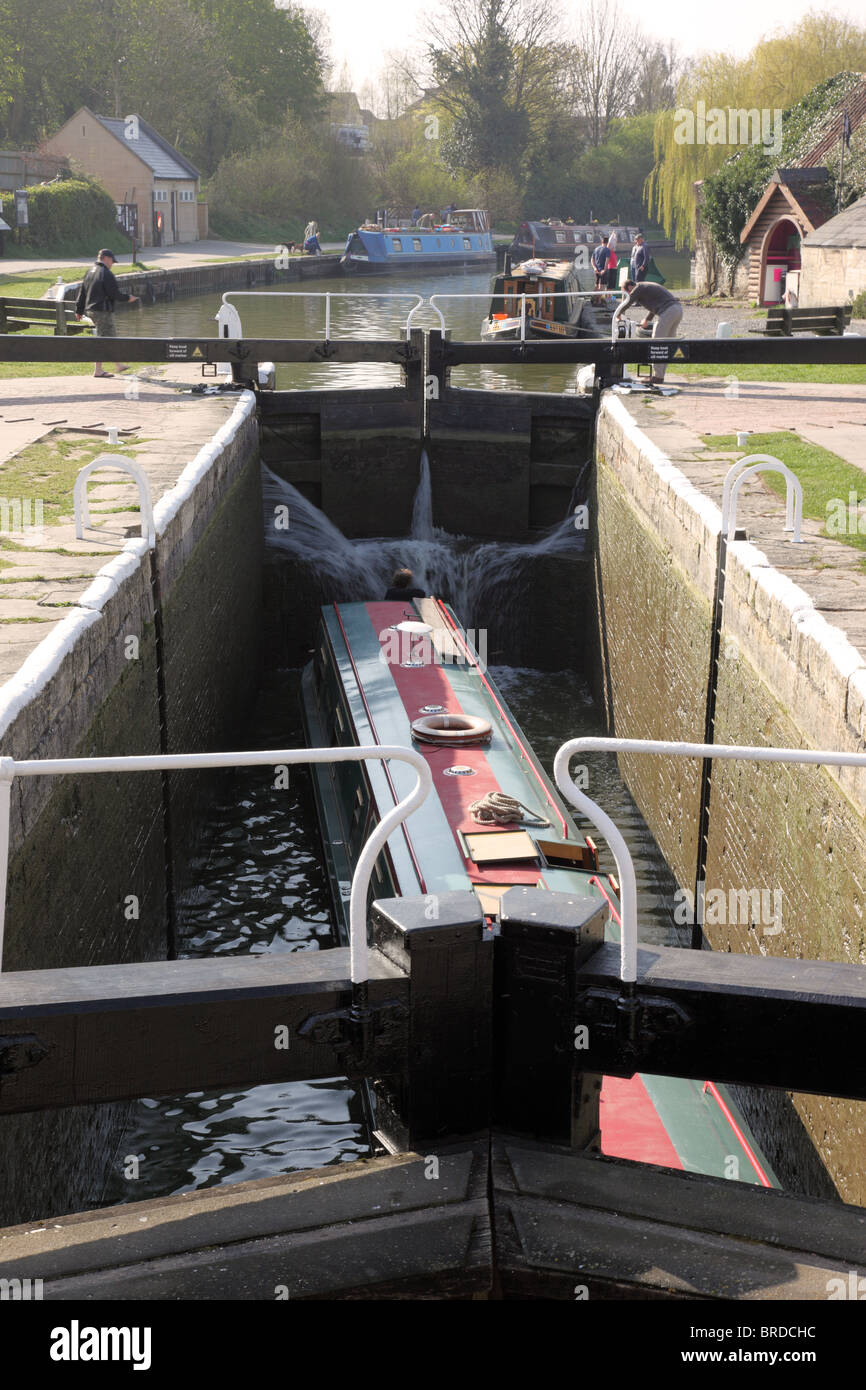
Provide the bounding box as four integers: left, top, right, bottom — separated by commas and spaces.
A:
0, 434, 142, 543
667, 363, 866, 385
702, 430, 866, 557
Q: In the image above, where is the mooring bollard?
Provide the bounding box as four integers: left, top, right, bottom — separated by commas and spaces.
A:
370, 891, 491, 1149
494, 887, 607, 1145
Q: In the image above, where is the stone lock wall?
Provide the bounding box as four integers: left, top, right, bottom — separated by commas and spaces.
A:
0, 394, 262, 1224
594, 394, 866, 1203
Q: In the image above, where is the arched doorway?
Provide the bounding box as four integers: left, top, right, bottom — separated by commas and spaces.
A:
759, 216, 802, 305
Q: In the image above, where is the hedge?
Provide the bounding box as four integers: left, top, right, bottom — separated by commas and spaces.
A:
0, 178, 130, 255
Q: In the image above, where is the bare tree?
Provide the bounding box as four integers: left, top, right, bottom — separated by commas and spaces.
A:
423, 0, 559, 170
562, 0, 643, 146
631, 39, 690, 116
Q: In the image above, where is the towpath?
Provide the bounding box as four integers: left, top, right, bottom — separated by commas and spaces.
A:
621, 380, 866, 648
0, 367, 243, 680
0, 238, 345, 278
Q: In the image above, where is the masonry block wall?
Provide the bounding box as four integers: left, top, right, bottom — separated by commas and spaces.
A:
594, 394, 866, 1203
0, 404, 261, 1225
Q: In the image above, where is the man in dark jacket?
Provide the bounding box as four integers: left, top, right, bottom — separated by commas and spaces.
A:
75, 249, 139, 378
591, 236, 610, 289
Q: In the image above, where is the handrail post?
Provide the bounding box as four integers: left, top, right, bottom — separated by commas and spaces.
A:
722, 455, 804, 543
324, 292, 331, 342
0, 757, 13, 968
73, 455, 156, 549
1, 746, 431, 982
554, 735, 866, 987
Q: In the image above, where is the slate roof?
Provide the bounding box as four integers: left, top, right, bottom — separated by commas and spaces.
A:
803, 193, 866, 248
94, 114, 199, 181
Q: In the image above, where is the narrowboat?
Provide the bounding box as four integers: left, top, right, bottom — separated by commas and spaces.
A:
301, 596, 779, 1187
341, 210, 496, 274
510, 219, 640, 263
509, 221, 668, 287
481, 256, 613, 340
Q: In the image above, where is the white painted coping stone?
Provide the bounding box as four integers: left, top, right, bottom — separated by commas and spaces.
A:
0, 391, 257, 742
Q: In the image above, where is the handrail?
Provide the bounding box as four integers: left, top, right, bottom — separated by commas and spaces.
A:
553, 736, 866, 984
220, 291, 424, 343
0, 746, 432, 981
423, 289, 624, 342
721, 454, 804, 542
73, 455, 155, 548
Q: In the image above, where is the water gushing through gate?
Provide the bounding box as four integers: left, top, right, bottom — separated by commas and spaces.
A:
263, 462, 584, 638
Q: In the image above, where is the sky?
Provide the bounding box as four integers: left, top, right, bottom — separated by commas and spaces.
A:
302, 0, 862, 90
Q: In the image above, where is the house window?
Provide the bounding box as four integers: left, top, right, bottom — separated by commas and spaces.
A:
412, 238, 422, 251
463, 237, 471, 249
391, 237, 403, 251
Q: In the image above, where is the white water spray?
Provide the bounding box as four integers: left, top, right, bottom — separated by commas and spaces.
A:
263, 461, 585, 634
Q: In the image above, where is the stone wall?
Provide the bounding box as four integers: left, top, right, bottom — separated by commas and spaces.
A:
0, 394, 262, 1224
800, 245, 866, 308
594, 394, 866, 1203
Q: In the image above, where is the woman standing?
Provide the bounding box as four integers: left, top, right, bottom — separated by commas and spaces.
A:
606, 229, 618, 290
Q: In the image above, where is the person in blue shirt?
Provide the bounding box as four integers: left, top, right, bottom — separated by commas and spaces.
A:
591, 236, 611, 289
629, 233, 650, 282
411, 206, 421, 225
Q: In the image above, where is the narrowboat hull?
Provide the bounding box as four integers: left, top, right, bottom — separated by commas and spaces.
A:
481, 258, 614, 341
341, 220, 496, 275
301, 597, 779, 1187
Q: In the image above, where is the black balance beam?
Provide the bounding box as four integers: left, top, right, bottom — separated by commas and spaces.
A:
0, 950, 408, 1113
575, 942, 866, 1101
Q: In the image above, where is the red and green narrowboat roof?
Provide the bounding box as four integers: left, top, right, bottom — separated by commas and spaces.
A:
301, 597, 779, 1188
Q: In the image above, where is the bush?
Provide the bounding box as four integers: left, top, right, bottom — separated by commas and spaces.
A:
0, 177, 130, 256
852, 288, 866, 319
207, 124, 374, 242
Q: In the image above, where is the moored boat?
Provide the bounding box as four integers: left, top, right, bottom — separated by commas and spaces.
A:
341, 209, 496, 274
511, 219, 640, 264
301, 596, 779, 1186
481, 255, 612, 340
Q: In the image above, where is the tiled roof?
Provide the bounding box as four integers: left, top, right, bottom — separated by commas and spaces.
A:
803, 193, 866, 247
796, 76, 866, 168
94, 115, 199, 181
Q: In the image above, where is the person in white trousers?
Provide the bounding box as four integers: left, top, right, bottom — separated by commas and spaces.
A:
615, 279, 684, 383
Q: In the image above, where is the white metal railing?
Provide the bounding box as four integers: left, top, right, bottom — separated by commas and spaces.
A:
553, 737, 866, 984
218, 292, 424, 343
0, 745, 432, 980
73, 455, 156, 548
721, 454, 804, 543
406, 290, 624, 342
214, 289, 622, 345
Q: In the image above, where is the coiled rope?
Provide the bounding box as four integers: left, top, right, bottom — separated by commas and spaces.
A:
468, 791, 549, 826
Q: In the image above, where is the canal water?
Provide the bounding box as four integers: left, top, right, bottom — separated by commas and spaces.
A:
101, 255, 688, 1206
127, 253, 692, 395
103, 660, 681, 1206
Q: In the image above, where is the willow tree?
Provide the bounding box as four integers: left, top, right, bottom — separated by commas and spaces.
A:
646, 10, 866, 244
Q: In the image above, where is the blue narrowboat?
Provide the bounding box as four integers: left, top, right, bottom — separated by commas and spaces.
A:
301, 595, 779, 1187
341, 210, 496, 274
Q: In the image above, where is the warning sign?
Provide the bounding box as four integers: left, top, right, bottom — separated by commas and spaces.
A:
648, 343, 689, 361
